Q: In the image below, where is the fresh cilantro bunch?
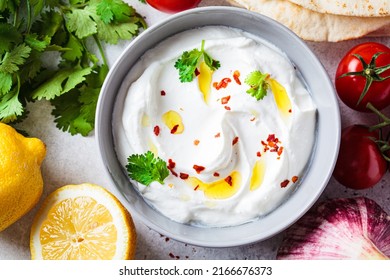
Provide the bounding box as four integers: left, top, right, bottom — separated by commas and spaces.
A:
245, 70, 270, 101
126, 151, 169, 186
0, 0, 146, 136
174, 40, 220, 83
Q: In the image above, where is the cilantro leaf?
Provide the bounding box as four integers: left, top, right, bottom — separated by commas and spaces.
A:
96, 0, 135, 24
30, 0, 45, 17
94, 15, 141, 44
19, 51, 43, 83
244, 70, 270, 101
174, 40, 220, 83
0, 87, 24, 123
0, 23, 22, 52
50, 65, 107, 136
51, 88, 94, 136
79, 65, 109, 123
79, 86, 99, 123
62, 33, 84, 62
0, 0, 18, 13
0, 72, 13, 94
24, 33, 50, 52
65, 7, 97, 39
126, 151, 169, 186
31, 67, 93, 100
203, 51, 220, 71
174, 49, 202, 83
0, 43, 31, 74
31, 10, 63, 39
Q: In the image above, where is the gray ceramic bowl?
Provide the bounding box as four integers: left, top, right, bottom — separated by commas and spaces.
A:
96, 6, 340, 247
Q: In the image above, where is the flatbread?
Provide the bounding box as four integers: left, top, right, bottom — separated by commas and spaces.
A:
229, 0, 390, 42
368, 24, 390, 37
287, 0, 389, 17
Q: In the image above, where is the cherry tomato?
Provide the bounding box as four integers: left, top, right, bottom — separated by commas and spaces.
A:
333, 125, 387, 189
335, 42, 390, 112
146, 0, 202, 13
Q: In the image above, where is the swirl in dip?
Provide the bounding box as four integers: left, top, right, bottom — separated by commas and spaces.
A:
114, 26, 317, 227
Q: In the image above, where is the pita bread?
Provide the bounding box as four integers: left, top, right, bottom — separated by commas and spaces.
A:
287, 0, 389, 17
368, 24, 390, 37
229, 0, 390, 42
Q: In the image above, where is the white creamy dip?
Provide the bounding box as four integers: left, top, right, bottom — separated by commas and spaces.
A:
114, 26, 317, 227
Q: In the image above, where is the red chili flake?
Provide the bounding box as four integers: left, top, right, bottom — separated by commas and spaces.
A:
213, 77, 232, 90
288, 109, 292, 113
153, 125, 160, 136
168, 159, 176, 169
233, 70, 241, 85
277, 146, 284, 156
165, 237, 170, 242
168, 159, 178, 177
256, 151, 261, 157
224, 106, 231, 111
292, 176, 299, 183
169, 253, 175, 258
193, 165, 205, 174
232, 136, 239, 146
194, 185, 200, 191
214, 132, 221, 138
179, 173, 189, 180
280, 179, 290, 188
224, 176, 233, 186
260, 133, 284, 156
213, 172, 220, 177
170, 124, 179, 134
194, 68, 200, 76
221, 95, 231, 104
160, 90, 166, 96
194, 139, 200, 145
250, 117, 256, 122
267, 134, 277, 142
268, 141, 277, 148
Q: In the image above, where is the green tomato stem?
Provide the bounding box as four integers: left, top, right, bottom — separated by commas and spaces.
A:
367, 102, 390, 131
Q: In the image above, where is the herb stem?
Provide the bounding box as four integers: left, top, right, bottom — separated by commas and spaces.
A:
26, 0, 32, 33
12, 5, 18, 26
93, 35, 108, 67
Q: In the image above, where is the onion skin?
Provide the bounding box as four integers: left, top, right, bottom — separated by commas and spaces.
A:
277, 197, 390, 260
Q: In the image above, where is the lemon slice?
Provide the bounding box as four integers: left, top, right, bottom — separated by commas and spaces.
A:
30, 183, 136, 260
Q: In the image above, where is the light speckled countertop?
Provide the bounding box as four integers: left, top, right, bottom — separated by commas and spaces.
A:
1, 0, 389, 260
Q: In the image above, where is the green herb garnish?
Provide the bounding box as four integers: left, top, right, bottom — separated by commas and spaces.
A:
126, 151, 169, 186
244, 70, 270, 101
174, 40, 221, 83
0, 0, 146, 136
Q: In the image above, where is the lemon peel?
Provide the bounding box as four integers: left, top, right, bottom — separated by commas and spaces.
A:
0, 123, 46, 232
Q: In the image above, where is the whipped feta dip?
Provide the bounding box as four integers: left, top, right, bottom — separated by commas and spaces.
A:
114, 26, 317, 227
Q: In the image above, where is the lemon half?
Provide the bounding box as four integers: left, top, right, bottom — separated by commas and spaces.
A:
30, 183, 136, 260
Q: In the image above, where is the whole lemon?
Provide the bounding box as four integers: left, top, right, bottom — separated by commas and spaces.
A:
0, 123, 46, 232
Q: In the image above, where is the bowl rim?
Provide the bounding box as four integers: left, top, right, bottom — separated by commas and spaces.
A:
95, 6, 341, 247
